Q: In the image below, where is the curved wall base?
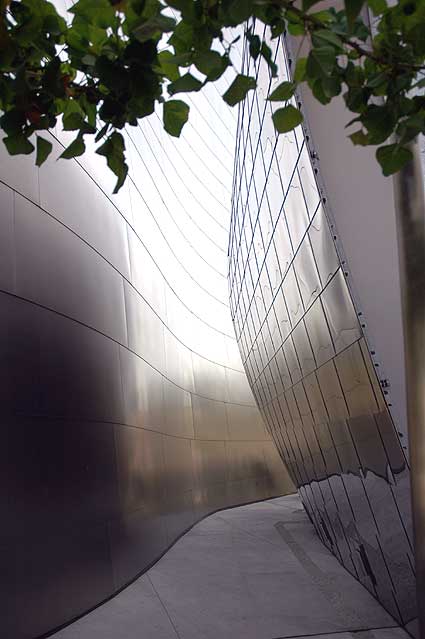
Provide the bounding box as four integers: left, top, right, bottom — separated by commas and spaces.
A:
0, 66, 294, 638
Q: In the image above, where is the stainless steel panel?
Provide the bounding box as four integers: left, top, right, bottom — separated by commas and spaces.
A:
0, 138, 39, 202
191, 440, 227, 488
226, 402, 269, 441
0, 30, 293, 639
163, 380, 194, 439
192, 351, 227, 401
283, 336, 302, 385
316, 360, 349, 422
282, 265, 304, 326
3, 522, 114, 639
0, 183, 15, 294
292, 320, 316, 377
114, 425, 166, 512
308, 205, 340, 286
1, 416, 119, 535
127, 227, 167, 319
124, 281, 166, 372
192, 395, 228, 441
15, 193, 128, 345
162, 436, 194, 495
276, 346, 292, 389
164, 329, 195, 392
39, 137, 131, 279
321, 270, 361, 354
225, 367, 255, 404
297, 144, 320, 217
120, 346, 165, 430
334, 342, 378, 417
108, 507, 167, 590
39, 311, 124, 423
294, 236, 321, 310
284, 174, 309, 248
229, 31, 415, 628
304, 297, 335, 367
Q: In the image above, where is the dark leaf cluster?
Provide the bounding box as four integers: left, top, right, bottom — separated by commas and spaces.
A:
0, 0, 424, 189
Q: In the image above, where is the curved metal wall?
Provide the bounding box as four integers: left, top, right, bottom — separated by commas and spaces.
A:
0, 52, 293, 639
229, 26, 416, 628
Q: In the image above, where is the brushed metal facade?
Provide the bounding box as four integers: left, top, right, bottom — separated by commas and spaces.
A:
229, 27, 416, 628
0, 66, 293, 638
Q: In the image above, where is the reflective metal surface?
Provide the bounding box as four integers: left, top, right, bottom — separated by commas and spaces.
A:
0, 32, 293, 639
229, 25, 416, 629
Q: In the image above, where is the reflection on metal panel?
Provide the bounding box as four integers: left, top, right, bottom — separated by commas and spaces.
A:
229, 26, 416, 629
0, 50, 293, 639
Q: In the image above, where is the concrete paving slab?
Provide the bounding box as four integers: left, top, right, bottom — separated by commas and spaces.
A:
52, 495, 411, 639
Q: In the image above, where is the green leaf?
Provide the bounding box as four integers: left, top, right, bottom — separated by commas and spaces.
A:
163, 99, 190, 137
44, 14, 65, 36
260, 41, 278, 77
3, 134, 35, 155
302, 0, 322, 9
366, 72, 388, 89
306, 46, 336, 78
156, 50, 180, 82
81, 54, 96, 67
168, 73, 203, 95
367, 0, 387, 14
133, 14, 176, 43
69, 0, 115, 29
344, 0, 366, 28
222, 74, 256, 106
311, 30, 344, 51
272, 105, 303, 133
96, 132, 128, 193
60, 134, 86, 159
343, 86, 370, 113
396, 113, 425, 144
311, 78, 331, 104
194, 51, 229, 81
310, 9, 334, 23
287, 21, 305, 36
268, 81, 296, 102
36, 136, 53, 166
294, 58, 307, 83
361, 104, 396, 143
248, 34, 261, 59
225, 0, 254, 25
1, 110, 25, 137
42, 57, 65, 98
349, 129, 370, 145
62, 100, 84, 131
376, 143, 412, 176
169, 21, 194, 55
321, 75, 342, 98
166, 0, 195, 16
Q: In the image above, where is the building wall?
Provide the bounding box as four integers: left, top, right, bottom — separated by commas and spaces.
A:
0, 55, 293, 639
229, 26, 416, 627
288, 32, 409, 454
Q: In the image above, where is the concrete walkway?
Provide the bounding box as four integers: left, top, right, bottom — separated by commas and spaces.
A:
52, 495, 409, 639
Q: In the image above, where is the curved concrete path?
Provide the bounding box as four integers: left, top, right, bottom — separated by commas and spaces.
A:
52, 495, 410, 639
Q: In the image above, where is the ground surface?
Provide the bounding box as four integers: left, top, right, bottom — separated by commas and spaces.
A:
52, 494, 410, 639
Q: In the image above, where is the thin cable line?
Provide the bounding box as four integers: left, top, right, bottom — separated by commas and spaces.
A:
142, 117, 230, 226
128, 128, 227, 256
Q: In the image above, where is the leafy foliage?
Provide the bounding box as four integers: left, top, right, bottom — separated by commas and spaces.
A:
0, 0, 424, 190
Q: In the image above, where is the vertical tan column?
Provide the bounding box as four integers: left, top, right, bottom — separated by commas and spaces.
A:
393, 138, 425, 635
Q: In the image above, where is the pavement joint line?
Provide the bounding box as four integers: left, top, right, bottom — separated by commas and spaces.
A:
271, 625, 402, 639
145, 573, 182, 639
